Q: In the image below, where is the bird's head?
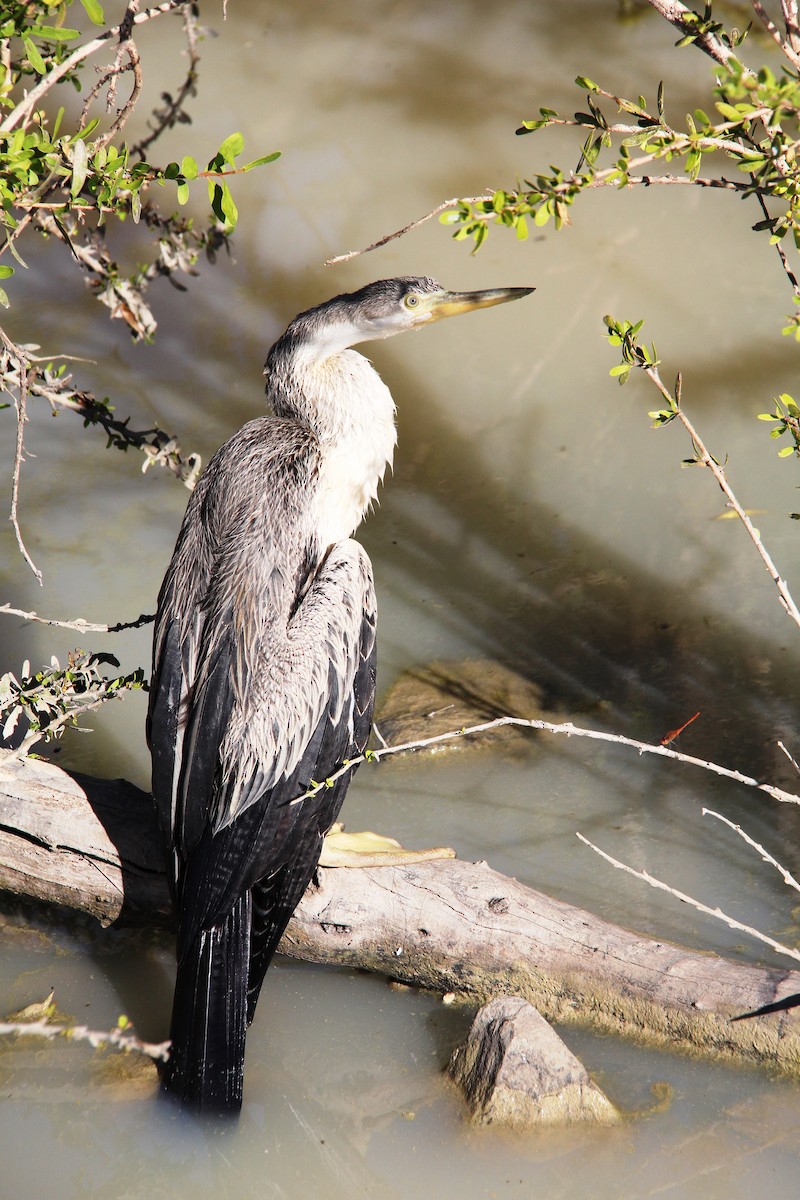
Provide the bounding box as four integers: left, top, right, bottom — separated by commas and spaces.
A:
282, 276, 534, 360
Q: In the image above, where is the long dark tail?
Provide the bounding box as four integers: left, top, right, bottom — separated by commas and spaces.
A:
163, 891, 251, 1112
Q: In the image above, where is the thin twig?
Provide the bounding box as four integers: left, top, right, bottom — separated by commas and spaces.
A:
324, 195, 492, 265
0, 604, 153, 633
645, 363, 800, 631
702, 807, 800, 894
576, 832, 800, 965
644, 0, 737, 67
0, 2, 186, 134
0, 1018, 170, 1061
753, 0, 800, 69
778, 740, 800, 776
7, 346, 42, 586
324, 170, 771, 266
290, 714, 800, 807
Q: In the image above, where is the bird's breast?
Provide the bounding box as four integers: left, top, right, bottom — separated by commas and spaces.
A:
308, 351, 397, 546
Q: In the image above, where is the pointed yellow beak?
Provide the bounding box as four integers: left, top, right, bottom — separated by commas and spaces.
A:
418, 286, 534, 322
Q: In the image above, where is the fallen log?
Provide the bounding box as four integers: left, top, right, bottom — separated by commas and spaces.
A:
2, 749, 800, 1075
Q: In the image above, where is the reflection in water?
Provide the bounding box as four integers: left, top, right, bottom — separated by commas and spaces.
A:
2, 0, 800, 1195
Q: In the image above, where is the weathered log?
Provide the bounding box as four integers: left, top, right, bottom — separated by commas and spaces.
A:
2, 749, 800, 1075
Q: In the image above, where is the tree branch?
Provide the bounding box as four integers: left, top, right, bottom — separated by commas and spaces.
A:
0, 2, 187, 134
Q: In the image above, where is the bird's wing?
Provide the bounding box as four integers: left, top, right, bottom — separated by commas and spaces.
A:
174, 539, 377, 958
147, 417, 319, 880
147, 416, 378, 949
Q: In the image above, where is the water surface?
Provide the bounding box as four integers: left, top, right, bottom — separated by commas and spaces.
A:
2, 2, 800, 1196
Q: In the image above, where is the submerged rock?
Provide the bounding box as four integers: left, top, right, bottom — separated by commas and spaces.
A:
376, 659, 547, 753
449, 996, 619, 1128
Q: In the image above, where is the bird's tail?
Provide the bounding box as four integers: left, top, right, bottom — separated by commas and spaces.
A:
162, 890, 251, 1112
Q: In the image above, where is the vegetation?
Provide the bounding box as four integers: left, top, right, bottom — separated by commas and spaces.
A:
0, 1, 278, 744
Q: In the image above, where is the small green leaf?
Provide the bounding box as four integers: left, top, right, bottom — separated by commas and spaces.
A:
575, 76, 599, 92
23, 36, 46, 75
240, 151, 281, 172
181, 155, 199, 180
208, 180, 238, 229
70, 139, 88, 198
0, 286, 9, 309
176, 180, 189, 205
0, 265, 14, 281
218, 132, 244, 165
79, 0, 105, 26
779, 445, 795, 457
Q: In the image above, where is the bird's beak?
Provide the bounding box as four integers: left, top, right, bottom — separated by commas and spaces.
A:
419, 286, 535, 322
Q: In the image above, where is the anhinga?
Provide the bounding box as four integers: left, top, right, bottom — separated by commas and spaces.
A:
147, 276, 533, 1111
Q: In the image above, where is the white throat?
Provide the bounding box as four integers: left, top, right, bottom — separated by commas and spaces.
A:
307, 348, 397, 547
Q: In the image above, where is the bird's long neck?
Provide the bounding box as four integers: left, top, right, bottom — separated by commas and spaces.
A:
265, 324, 397, 547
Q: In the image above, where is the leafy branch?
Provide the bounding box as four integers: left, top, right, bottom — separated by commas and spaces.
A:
0, 650, 146, 756
0, 2, 280, 330
603, 313, 800, 631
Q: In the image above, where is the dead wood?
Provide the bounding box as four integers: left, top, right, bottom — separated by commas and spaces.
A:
2, 749, 800, 1075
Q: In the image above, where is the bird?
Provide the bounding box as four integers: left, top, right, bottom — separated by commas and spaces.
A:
146, 275, 534, 1112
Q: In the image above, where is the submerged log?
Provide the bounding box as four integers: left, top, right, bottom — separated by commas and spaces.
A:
2, 749, 800, 1076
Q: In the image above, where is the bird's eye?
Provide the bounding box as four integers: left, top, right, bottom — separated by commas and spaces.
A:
404, 293, 420, 308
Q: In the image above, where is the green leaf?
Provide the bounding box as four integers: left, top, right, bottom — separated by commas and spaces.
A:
22, 36, 46, 75
176, 180, 189, 205
575, 76, 599, 92
218, 132, 244, 165
0, 265, 13, 281
757, 412, 778, 421
0, 287, 8, 309
208, 180, 238, 229
181, 155, 199, 180
515, 214, 529, 241
29, 25, 80, 42
240, 151, 281, 172
779, 445, 795, 457
70, 139, 88, 198
79, 0, 105, 26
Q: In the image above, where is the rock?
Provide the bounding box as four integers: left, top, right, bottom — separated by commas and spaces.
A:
448, 996, 620, 1128
376, 659, 547, 753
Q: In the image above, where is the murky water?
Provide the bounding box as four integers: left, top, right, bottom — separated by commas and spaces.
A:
3, 1, 800, 1195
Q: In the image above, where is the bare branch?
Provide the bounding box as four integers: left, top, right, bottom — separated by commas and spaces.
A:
0, 604, 154, 633
577, 833, 800, 965
0, 2, 187, 135
702, 807, 800, 894
292, 714, 800, 808
325, 195, 492, 266
778, 740, 800, 776
6, 344, 41, 586
753, 0, 800, 69
645, 363, 800, 632
643, 0, 737, 67
0, 1017, 169, 1062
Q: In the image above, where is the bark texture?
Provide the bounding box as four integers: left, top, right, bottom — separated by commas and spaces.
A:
2, 750, 800, 1075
